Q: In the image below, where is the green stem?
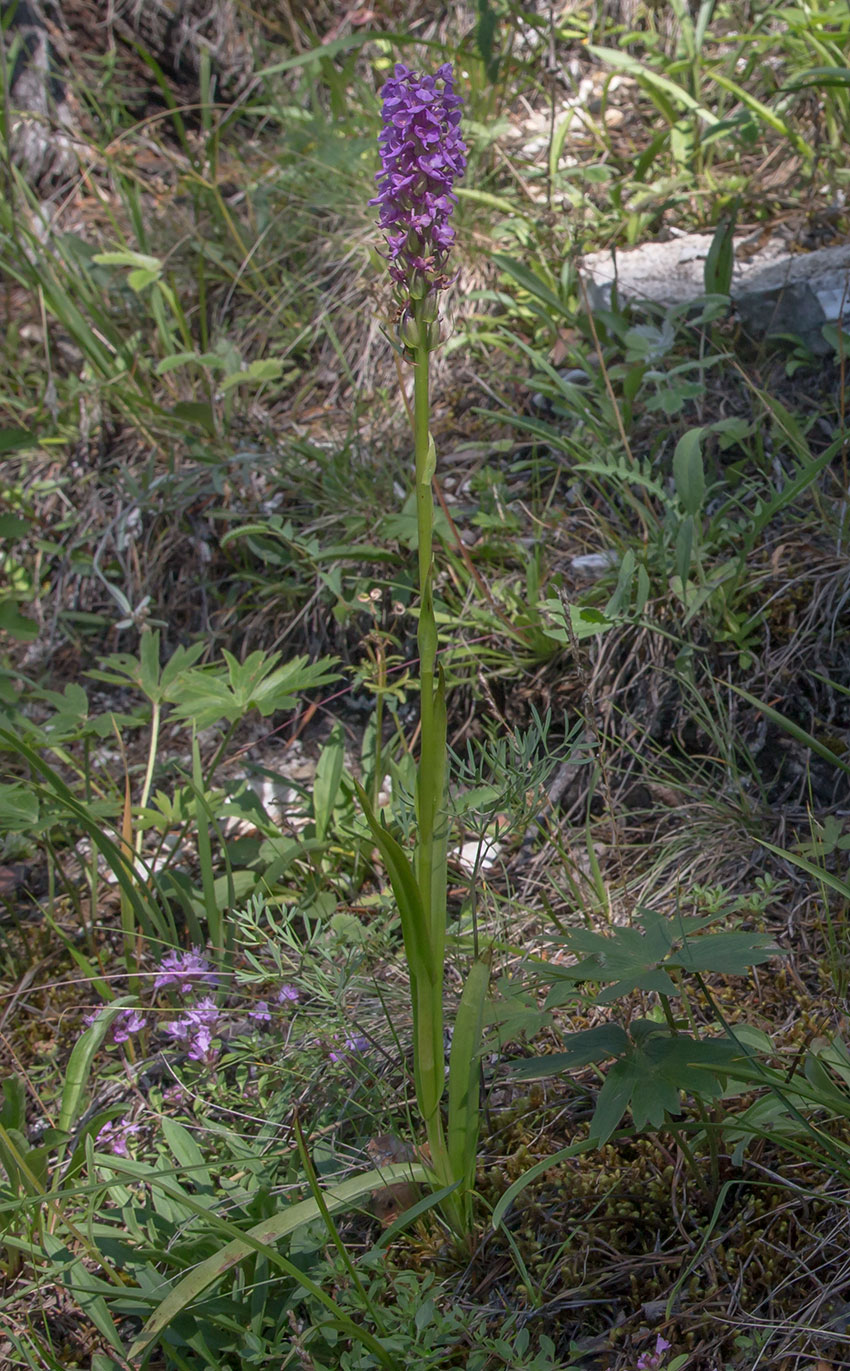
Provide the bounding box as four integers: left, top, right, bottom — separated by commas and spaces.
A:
412, 302, 460, 1228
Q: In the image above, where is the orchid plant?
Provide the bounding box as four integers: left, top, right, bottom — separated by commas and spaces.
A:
356, 62, 490, 1237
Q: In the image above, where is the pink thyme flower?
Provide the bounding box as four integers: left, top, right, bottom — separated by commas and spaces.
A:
83, 1006, 146, 1044
637, 1335, 673, 1371
95, 1117, 141, 1157
371, 63, 466, 298
112, 1008, 147, 1043
329, 1034, 369, 1063
154, 947, 217, 995
164, 995, 222, 1064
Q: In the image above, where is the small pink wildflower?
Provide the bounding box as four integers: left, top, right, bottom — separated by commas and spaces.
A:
95, 1117, 141, 1157
164, 995, 222, 1064
112, 1008, 147, 1043
154, 947, 218, 995
329, 1035, 369, 1063
637, 1335, 673, 1371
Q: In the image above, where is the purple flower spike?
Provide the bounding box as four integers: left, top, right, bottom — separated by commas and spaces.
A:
277, 984, 300, 1004
371, 62, 466, 301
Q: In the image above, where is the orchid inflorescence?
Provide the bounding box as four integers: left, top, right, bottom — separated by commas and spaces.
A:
371, 62, 467, 352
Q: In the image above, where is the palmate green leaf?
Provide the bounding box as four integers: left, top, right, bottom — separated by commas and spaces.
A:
589, 1033, 742, 1143
671, 930, 780, 974
166, 651, 340, 729
540, 906, 779, 1002
511, 1023, 630, 1080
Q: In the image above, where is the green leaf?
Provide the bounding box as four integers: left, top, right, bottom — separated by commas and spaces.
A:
0, 428, 37, 454
491, 253, 566, 322
127, 267, 161, 292
672, 931, 780, 974
590, 1056, 638, 1144
166, 651, 339, 729
0, 514, 31, 539
673, 428, 706, 515
169, 401, 217, 436
704, 207, 737, 295
447, 953, 491, 1192
126, 1161, 428, 1362
313, 721, 345, 843
59, 998, 137, 1135
512, 1023, 629, 1077
0, 599, 38, 640
0, 1076, 27, 1132
354, 781, 436, 985
0, 783, 39, 829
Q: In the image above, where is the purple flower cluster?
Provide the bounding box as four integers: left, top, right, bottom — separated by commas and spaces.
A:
83, 1005, 147, 1045
153, 947, 218, 995
371, 63, 466, 299
95, 1116, 141, 1157
164, 995, 222, 1064
329, 1034, 369, 1063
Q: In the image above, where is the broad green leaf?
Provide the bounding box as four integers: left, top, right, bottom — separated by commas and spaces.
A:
169, 401, 217, 436
59, 998, 137, 1135
704, 209, 736, 296
0, 514, 31, 539
0, 428, 36, 454
0, 599, 38, 640
127, 268, 160, 292
0, 783, 39, 829
512, 1023, 629, 1076
313, 722, 345, 843
0, 1076, 26, 1132
673, 429, 706, 515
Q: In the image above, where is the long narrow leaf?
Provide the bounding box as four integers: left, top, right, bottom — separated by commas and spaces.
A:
59, 999, 136, 1136
447, 954, 491, 1193
728, 684, 850, 775
126, 1161, 427, 1362
355, 781, 436, 983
